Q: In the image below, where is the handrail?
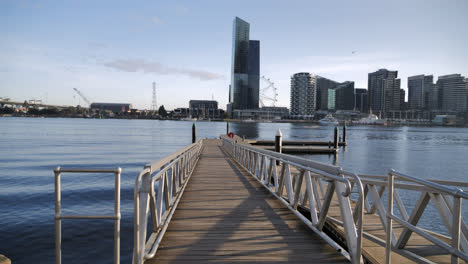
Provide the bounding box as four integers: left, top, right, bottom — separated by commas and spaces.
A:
390, 170, 468, 199
133, 140, 203, 264
386, 169, 468, 264
221, 135, 365, 264
54, 166, 121, 264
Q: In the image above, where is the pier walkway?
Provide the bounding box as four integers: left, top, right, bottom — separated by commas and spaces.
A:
128, 137, 468, 264
146, 139, 347, 263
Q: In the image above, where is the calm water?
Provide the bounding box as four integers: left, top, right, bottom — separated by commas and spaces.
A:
1, 117, 467, 263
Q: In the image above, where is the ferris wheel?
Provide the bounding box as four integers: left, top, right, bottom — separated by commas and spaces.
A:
260, 76, 279, 107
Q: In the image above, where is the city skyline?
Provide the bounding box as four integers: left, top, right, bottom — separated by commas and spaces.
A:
1, 0, 467, 110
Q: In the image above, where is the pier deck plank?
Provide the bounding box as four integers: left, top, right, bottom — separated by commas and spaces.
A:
146, 139, 347, 264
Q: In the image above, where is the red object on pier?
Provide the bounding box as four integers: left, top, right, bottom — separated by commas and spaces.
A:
228, 132, 234, 138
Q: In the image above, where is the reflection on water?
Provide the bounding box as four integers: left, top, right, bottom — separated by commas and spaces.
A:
230, 122, 259, 139
1, 118, 468, 263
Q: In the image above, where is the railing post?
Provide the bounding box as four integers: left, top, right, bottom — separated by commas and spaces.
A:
54, 166, 61, 264
386, 171, 394, 264
136, 170, 152, 264
452, 195, 462, 264
226, 122, 229, 134
114, 168, 121, 264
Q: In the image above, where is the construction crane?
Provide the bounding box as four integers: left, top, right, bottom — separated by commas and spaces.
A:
72, 88, 91, 107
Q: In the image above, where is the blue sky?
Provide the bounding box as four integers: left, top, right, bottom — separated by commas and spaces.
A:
1, 0, 467, 109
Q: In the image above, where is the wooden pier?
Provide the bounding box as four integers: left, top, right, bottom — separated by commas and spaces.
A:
146, 140, 347, 263
249, 139, 347, 147
132, 138, 468, 264
256, 145, 338, 154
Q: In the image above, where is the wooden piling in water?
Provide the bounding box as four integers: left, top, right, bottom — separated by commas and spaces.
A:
192, 123, 196, 143
343, 124, 347, 144
333, 126, 339, 149
226, 122, 229, 134
275, 129, 282, 165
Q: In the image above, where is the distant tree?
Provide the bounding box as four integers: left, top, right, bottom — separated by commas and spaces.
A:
0, 106, 14, 114
28, 108, 40, 115
158, 105, 168, 117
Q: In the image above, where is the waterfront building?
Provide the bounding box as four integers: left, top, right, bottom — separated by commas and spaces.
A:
290, 72, 316, 117
400, 89, 407, 111
335, 81, 355, 111
355, 88, 368, 112
229, 17, 260, 111
90, 102, 132, 113
428, 83, 440, 111
315, 77, 354, 111
248, 40, 260, 109
233, 106, 289, 120
408, 75, 433, 110
383, 77, 401, 113
315, 76, 339, 110
173, 108, 189, 118
189, 100, 222, 119
368, 69, 399, 114
437, 74, 468, 112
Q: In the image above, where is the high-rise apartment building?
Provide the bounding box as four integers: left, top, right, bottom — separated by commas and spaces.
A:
408, 75, 433, 110
368, 69, 399, 114
229, 17, 260, 111
437, 74, 468, 112
315, 76, 339, 110
335, 81, 355, 110
290, 72, 316, 116
355, 89, 368, 112
400, 89, 406, 110
383, 77, 401, 113
315, 76, 354, 111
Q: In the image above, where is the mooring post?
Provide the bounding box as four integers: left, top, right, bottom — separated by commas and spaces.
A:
192, 123, 196, 143
226, 122, 230, 134
275, 128, 282, 165
343, 123, 347, 144
334, 126, 339, 149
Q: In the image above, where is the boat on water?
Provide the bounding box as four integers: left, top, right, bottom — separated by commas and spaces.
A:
353, 114, 386, 125
181, 117, 197, 121
319, 114, 339, 125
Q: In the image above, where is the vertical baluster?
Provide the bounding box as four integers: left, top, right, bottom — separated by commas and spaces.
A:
452, 196, 462, 264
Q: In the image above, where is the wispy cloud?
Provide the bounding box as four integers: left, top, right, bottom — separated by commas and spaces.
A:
152, 16, 163, 25
103, 58, 224, 81
88, 41, 108, 50
173, 3, 189, 15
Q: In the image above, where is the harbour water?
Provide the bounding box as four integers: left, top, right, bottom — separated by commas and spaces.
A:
0, 117, 467, 263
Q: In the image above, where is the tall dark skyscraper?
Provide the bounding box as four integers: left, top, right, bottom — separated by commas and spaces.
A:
229, 17, 260, 111
355, 88, 368, 112
248, 40, 260, 109
437, 74, 468, 112
368, 69, 400, 114
408, 74, 433, 110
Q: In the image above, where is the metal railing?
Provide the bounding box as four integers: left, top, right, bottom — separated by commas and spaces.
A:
221, 135, 365, 264
386, 170, 468, 264
133, 140, 203, 264
54, 167, 121, 264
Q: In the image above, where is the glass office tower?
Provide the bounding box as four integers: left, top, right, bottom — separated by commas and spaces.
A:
229, 17, 260, 110
248, 40, 260, 109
